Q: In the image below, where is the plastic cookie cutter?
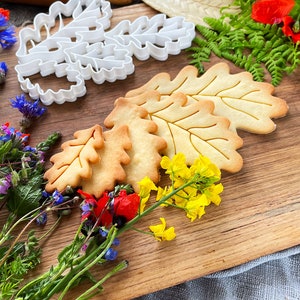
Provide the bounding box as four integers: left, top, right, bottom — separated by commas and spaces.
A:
15, 0, 195, 105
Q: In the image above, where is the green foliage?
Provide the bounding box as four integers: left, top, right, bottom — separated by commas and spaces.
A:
0, 231, 41, 299
187, 0, 300, 86
6, 172, 43, 216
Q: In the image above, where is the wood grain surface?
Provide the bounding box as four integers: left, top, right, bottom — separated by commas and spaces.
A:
0, 3, 300, 300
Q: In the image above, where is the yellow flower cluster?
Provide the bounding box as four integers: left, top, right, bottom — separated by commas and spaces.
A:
138, 153, 223, 241
158, 153, 223, 221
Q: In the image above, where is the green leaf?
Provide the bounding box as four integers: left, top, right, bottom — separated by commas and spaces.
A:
6, 174, 43, 216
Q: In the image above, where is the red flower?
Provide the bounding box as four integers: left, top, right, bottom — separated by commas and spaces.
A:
114, 190, 140, 222
251, 0, 295, 24
93, 191, 113, 226
282, 15, 300, 42
78, 188, 140, 227
0, 8, 10, 21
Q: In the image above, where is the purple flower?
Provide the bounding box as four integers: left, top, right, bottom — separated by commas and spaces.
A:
0, 174, 12, 194
105, 248, 118, 261
10, 94, 46, 120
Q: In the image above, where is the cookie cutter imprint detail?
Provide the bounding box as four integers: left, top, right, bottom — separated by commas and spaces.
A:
15, 0, 196, 105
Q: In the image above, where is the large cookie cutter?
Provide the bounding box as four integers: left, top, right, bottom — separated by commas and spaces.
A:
15, 0, 195, 105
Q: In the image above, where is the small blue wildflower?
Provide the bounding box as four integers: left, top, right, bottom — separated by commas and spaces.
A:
104, 248, 118, 261
0, 62, 7, 74
0, 14, 17, 49
0, 174, 12, 194
99, 228, 108, 237
42, 190, 50, 198
36, 211, 47, 226
112, 238, 120, 246
52, 190, 64, 206
23, 145, 36, 152
0, 61, 7, 83
10, 94, 46, 120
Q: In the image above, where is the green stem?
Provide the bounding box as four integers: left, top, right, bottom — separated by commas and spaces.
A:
58, 227, 118, 300
38, 215, 62, 241
0, 209, 45, 268
76, 260, 128, 300
16, 223, 84, 298
48, 227, 118, 300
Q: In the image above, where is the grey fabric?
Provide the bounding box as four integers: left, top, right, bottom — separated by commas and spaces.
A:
135, 245, 300, 300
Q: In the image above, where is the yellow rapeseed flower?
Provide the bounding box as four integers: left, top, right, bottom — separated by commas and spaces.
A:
149, 217, 176, 241
138, 176, 157, 213
161, 153, 191, 180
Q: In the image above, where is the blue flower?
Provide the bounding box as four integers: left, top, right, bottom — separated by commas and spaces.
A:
0, 61, 7, 84
52, 190, 64, 206
104, 248, 118, 261
0, 62, 7, 74
10, 94, 46, 120
36, 211, 47, 226
0, 15, 17, 49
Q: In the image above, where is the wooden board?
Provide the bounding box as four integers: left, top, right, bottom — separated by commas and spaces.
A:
1, 3, 300, 299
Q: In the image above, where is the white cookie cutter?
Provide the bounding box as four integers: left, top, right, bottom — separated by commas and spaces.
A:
15, 0, 195, 105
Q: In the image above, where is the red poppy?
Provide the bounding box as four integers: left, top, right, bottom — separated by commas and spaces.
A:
114, 190, 140, 221
282, 15, 300, 42
251, 0, 295, 24
0, 8, 10, 21
93, 191, 113, 226
78, 189, 112, 226
78, 189, 140, 227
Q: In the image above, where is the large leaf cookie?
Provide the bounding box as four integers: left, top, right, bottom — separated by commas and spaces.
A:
44, 124, 104, 192
104, 98, 167, 192
126, 62, 288, 134
124, 91, 243, 173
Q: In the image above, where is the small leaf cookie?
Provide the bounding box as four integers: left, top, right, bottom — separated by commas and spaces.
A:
125, 90, 243, 173
104, 98, 167, 192
81, 125, 132, 198
44, 124, 104, 192
126, 62, 288, 134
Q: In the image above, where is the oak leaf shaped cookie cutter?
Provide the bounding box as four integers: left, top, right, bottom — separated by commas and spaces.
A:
15, 0, 195, 105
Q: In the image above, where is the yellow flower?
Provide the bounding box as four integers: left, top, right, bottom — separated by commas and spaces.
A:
185, 194, 208, 221
156, 186, 173, 207
190, 155, 221, 179
161, 153, 191, 180
138, 176, 157, 213
149, 218, 176, 241
204, 183, 223, 206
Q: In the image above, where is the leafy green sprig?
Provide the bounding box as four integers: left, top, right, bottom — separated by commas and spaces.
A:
188, 0, 300, 86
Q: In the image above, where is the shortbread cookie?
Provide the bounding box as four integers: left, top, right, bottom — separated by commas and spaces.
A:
44, 124, 104, 192
81, 125, 132, 198
124, 90, 243, 172
126, 63, 288, 134
104, 98, 167, 192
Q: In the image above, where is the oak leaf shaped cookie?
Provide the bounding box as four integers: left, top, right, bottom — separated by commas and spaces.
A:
126, 63, 288, 134
104, 98, 167, 192
125, 91, 243, 173
81, 125, 132, 198
44, 124, 104, 192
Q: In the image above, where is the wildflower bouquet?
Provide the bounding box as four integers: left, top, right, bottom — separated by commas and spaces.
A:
0, 90, 223, 300
15, 153, 222, 299
188, 0, 300, 86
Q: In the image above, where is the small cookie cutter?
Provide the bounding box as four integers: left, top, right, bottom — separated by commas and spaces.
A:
15, 0, 195, 105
